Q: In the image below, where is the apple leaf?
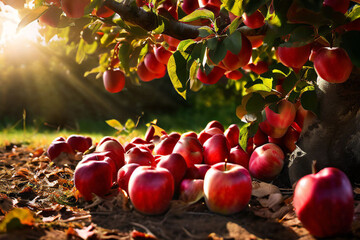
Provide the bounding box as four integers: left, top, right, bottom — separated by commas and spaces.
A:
106, 119, 124, 132
0, 208, 35, 233
243, 0, 267, 15
17, 6, 48, 32
179, 9, 215, 22
223, 31, 242, 55
177, 39, 196, 52
246, 93, 266, 113
223, 0, 243, 17
239, 123, 251, 152
118, 42, 131, 74
301, 89, 319, 115
125, 119, 136, 131
340, 31, 360, 68
347, 5, 360, 21
76, 39, 86, 64
198, 26, 215, 38
208, 40, 228, 65
167, 51, 188, 99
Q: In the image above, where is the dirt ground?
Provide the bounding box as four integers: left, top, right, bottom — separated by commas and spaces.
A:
0, 145, 359, 240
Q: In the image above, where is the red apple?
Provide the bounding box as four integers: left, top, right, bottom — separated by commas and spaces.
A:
179, 179, 204, 204
313, 47, 353, 83
181, 131, 198, 139
185, 163, 211, 179
157, 153, 188, 189
128, 166, 174, 215
264, 100, 296, 130
242, 10, 265, 29
204, 162, 252, 215
144, 52, 167, 75
203, 134, 231, 165
224, 124, 240, 148
198, 127, 224, 145
282, 125, 301, 153
74, 160, 113, 201
93, 5, 114, 18
293, 167, 354, 237
125, 147, 155, 166
276, 44, 311, 70
61, 0, 90, 18
172, 136, 204, 167
103, 69, 126, 93
47, 140, 74, 160
246, 61, 269, 75
205, 120, 224, 132
96, 139, 125, 169
253, 127, 268, 147
248, 143, 285, 181
228, 145, 249, 169
163, 34, 181, 51
197, 66, 226, 85
154, 135, 179, 155
259, 119, 288, 139
137, 61, 164, 82
66, 134, 92, 153
154, 45, 172, 64
222, 35, 252, 71
225, 70, 243, 80
117, 163, 140, 193
144, 125, 155, 142
323, 0, 349, 14
247, 35, 264, 48
181, 0, 199, 14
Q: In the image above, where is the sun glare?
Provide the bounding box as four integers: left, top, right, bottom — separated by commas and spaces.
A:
0, 2, 40, 49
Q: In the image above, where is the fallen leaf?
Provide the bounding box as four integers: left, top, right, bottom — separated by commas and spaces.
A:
252, 181, 281, 198
0, 208, 35, 232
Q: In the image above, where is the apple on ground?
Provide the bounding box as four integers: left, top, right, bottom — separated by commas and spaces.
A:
47, 140, 74, 161
198, 127, 224, 145
228, 145, 250, 169
203, 134, 230, 165
172, 136, 204, 167
248, 143, 285, 182
181, 131, 198, 139
80, 151, 118, 179
205, 120, 224, 132
156, 153, 188, 190
154, 134, 179, 155
204, 162, 252, 215
179, 179, 204, 204
128, 166, 174, 215
117, 163, 140, 194
125, 147, 155, 166
96, 138, 125, 169
66, 134, 92, 153
185, 163, 211, 179
224, 124, 240, 148
293, 167, 354, 238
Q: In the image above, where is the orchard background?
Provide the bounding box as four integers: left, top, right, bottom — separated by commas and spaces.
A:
0, 0, 360, 239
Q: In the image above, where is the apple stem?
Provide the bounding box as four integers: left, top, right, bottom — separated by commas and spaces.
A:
311, 160, 317, 174
225, 158, 227, 171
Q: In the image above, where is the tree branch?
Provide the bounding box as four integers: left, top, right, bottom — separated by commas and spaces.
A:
103, 0, 200, 40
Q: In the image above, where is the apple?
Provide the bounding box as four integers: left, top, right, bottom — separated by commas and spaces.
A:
259, 119, 288, 139
179, 179, 204, 204
153, 45, 172, 64
204, 162, 252, 215
276, 44, 311, 70
96, 138, 125, 169
117, 163, 140, 193
172, 136, 204, 167
246, 61, 269, 75
293, 167, 354, 237
47, 140, 74, 160
93, 5, 114, 18
197, 66, 226, 85
158, 0, 178, 20
103, 69, 126, 93
222, 35, 252, 71
225, 70, 243, 80
154, 135, 179, 155
38, 6, 62, 27
253, 127, 268, 147
137, 61, 163, 82
181, 0, 199, 14
130, 137, 155, 151
163, 34, 181, 51
203, 134, 231, 165
228, 145, 249, 169
144, 125, 155, 143
80, 151, 118, 177
157, 153, 188, 190
61, 0, 90, 18
181, 131, 198, 139
185, 163, 210, 179
242, 10, 265, 29
247, 35, 264, 48
323, 0, 349, 14
168, 132, 181, 140
125, 147, 155, 166
74, 159, 113, 201
224, 124, 240, 148
205, 120, 224, 132
248, 143, 285, 181
198, 127, 224, 145
264, 100, 296, 130
144, 52, 166, 75
66, 134, 92, 153
282, 125, 301, 153
313, 47, 353, 83
128, 166, 174, 215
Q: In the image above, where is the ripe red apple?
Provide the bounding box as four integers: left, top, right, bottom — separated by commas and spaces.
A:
247, 35, 264, 48
181, 131, 198, 139
265, 100, 296, 130
276, 44, 311, 70
144, 52, 167, 75
313, 47, 353, 83
103, 69, 126, 93
242, 10, 265, 29
93, 5, 114, 18
38, 6, 62, 27
246, 61, 269, 75
323, 0, 349, 14
204, 162, 252, 215
259, 119, 288, 139
129, 137, 155, 151
203, 134, 231, 165
154, 135, 179, 155
222, 35, 252, 71
80, 151, 118, 178
128, 166, 174, 215
47, 140, 74, 160
248, 143, 285, 181
293, 167, 354, 238
74, 160, 113, 201
179, 179, 204, 204
66, 134, 92, 153
225, 70, 243, 80
228, 145, 249, 169
125, 147, 155, 166
205, 120, 224, 132
96, 138, 125, 169
172, 136, 204, 167
198, 127, 224, 145
163, 34, 181, 51
197, 66, 226, 85
137, 61, 164, 82
224, 124, 240, 148
157, 153, 188, 190
153, 45, 172, 64
253, 127, 268, 147
144, 125, 155, 143
282, 125, 301, 153
181, 0, 199, 14
117, 163, 140, 193
185, 163, 210, 179
61, 0, 90, 18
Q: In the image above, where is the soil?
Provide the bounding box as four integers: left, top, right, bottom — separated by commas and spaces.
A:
0, 145, 359, 240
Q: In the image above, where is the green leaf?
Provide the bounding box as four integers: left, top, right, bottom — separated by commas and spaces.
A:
177, 39, 196, 52
206, 37, 218, 50
76, 39, 86, 64
245, 93, 266, 113
153, 20, 165, 34
281, 25, 315, 46
125, 119, 136, 130
17, 6, 48, 32
84, 41, 98, 54
243, 0, 267, 15
228, 16, 242, 35
301, 89, 318, 115
223, 31, 242, 55
0, 208, 35, 233
118, 42, 131, 73
198, 26, 215, 38
340, 31, 360, 68
347, 5, 360, 21
282, 71, 298, 93
208, 40, 227, 65
239, 122, 251, 152
106, 119, 124, 131
179, 9, 215, 22
223, 0, 243, 16
167, 51, 189, 99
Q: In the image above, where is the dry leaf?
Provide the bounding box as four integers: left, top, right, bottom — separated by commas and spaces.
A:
252, 181, 281, 198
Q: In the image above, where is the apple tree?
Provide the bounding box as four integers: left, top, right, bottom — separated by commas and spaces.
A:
8, 0, 360, 175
